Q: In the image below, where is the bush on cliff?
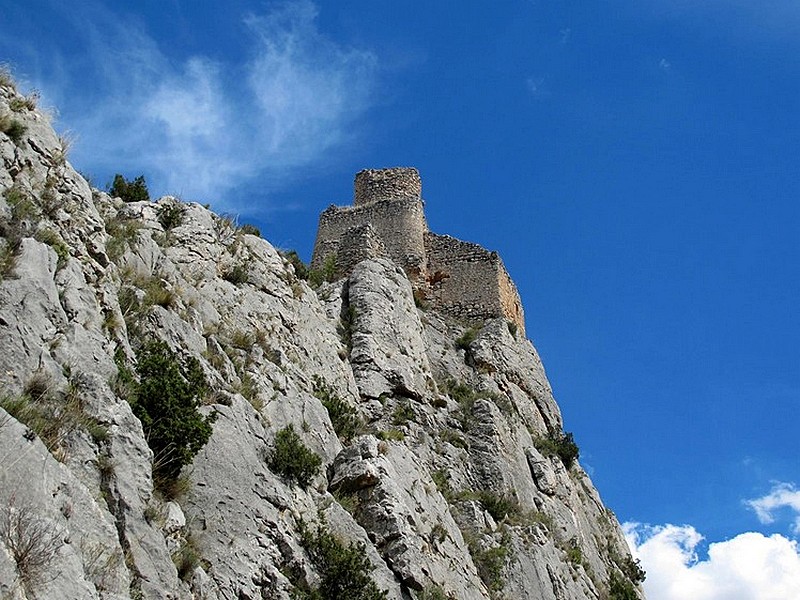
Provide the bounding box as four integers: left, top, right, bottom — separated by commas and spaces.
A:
534, 430, 580, 469
269, 425, 322, 488
292, 519, 388, 600
108, 174, 150, 203
116, 341, 216, 483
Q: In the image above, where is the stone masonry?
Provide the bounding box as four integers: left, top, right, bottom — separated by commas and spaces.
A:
311, 168, 526, 335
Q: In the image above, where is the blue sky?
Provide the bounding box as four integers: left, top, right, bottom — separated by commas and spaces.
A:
3, 1, 799, 596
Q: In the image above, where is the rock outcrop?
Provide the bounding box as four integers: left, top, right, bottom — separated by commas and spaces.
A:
0, 79, 642, 599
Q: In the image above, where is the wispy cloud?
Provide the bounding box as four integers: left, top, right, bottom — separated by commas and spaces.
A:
34, 0, 378, 210
746, 482, 800, 534
625, 522, 800, 600
525, 76, 549, 99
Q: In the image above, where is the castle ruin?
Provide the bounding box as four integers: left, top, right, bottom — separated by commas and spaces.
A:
311, 168, 525, 335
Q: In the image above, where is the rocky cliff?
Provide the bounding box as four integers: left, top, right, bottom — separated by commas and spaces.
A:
0, 79, 643, 599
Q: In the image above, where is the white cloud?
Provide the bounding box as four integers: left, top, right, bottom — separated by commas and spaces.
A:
624, 522, 800, 600
746, 482, 800, 534
45, 0, 377, 209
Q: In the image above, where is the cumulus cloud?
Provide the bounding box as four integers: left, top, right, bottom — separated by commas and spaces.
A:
746, 482, 800, 534
45, 0, 377, 208
624, 522, 800, 600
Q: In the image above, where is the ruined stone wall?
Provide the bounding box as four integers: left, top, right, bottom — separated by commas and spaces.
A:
311, 198, 428, 277
354, 167, 421, 207
311, 168, 525, 335
335, 224, 388, 275
424, 233, 525, 334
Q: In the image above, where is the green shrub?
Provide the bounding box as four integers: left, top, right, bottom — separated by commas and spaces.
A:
337, 304, 356, 351
313, 376, 361, 442
121, 340, 216, 481
107, 174, 142, 202
455, 327, 478, 351
5, 185, 38, 221
283, 250, 309, 280
476, 491, 521, 523
308, 254, 337, 288
392, 401, 415, 426
609, 572, 639, 600
293, 519, 388, 600
34, 229, 69, 270
221, 263, 249, 285
565, 539, 583, 565
440, 379, 478, 430
9, 94, 37, 111
376, 429, 404, 442
172, 533, 202, 581
157, 202, 185, 231
620, 556, 646, 584
238, 223, 261, 237
269, 425, 321, 488
467, 531, 511, 593
0, 115, 27, 144
420, 585, 448, 600
108, 174, 149, 203
534, 430, 580, 469
105, 216, 141, 261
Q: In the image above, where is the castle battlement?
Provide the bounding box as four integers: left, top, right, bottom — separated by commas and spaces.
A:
354, 167, 422, 206
311, 168, 525, 335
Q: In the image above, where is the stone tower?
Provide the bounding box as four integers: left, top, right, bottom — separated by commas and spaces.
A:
311, 168, 526, 336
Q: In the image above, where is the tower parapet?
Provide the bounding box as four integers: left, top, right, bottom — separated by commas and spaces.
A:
354, 167, 421, 206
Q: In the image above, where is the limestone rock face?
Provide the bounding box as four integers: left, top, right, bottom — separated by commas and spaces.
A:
0, 81, 642, 599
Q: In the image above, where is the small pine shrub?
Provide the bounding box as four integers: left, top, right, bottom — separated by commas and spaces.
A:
440, 379, 479, 430
293, 519, 388, 600
268, 425, 321, 488
620, 556, 646, 585
313, 376, 361, 442
467, 531, 510, 593
122, 340, 216, 482
534, 430, 580, 469
609, 572, 639, 600
108, 174, 149, 203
